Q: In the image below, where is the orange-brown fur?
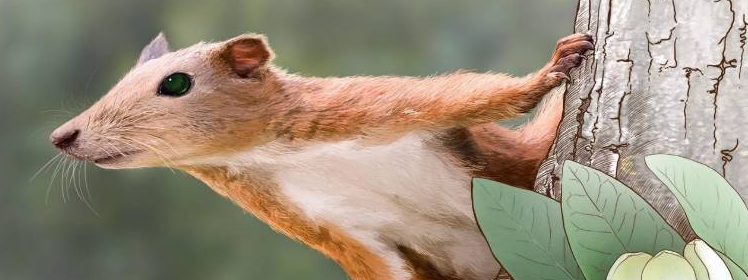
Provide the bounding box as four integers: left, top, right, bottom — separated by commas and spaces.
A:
51, 32, 592, 280
188, 163, 495, 280
272, 72, 552, 142
187, 167, 394, 280
437, 87, 564, 190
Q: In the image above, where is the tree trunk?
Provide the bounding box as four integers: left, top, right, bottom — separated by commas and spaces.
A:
535, 0, 748, 240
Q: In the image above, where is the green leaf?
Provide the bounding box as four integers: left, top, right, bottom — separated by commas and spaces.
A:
561, 161, 685, 280
472, 178, 584, 280
646, 154, 748, 276
718, 252, 748, 280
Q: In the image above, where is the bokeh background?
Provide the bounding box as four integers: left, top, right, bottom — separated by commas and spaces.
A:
0, 1, 575, 279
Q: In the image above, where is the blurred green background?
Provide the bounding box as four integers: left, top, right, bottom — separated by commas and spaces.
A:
0, 0, 575, 279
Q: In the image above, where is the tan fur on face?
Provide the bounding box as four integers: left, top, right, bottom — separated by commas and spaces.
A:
55, 35, 293, 167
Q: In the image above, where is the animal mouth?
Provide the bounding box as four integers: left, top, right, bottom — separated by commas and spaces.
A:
91, 150, 143, 164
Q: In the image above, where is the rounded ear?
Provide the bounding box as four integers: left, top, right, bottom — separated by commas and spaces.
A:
137, 32, 171, 66
218, 33, 275, 78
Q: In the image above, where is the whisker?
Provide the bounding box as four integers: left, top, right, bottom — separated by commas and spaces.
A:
66, 159, 78, 203
45, 155, 66, 205
64, 158, 77, 203
140, 133, 179, 156
71, 161, 83, 203
57, 158, 68, 203
41, 109, 75, 116
61, 157, 75, 203
85, 114, 92, 131
103, 140, 126, 158
100, 136, 141, 155
131, 125, 170, 131
83, 162, 94, 202
121, 136, 177, 173
114, 111, 160, 127
75, 161, 100, 217
31, 153, 63, 182
96, 139, 121, 161
100, 135, 165, 168
113, 110, 194, 129
59, 158, 67, 203
81, 67, 97, 100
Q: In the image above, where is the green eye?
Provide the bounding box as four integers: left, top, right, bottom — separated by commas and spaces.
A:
158, 72, 192, 97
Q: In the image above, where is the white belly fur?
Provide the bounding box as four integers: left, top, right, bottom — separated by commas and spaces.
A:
222, 133, 500, 279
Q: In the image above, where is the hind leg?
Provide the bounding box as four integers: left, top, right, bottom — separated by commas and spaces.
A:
440, 123, 555, 189
440, 84, 566, 189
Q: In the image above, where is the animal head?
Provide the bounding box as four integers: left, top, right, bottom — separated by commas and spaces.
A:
50, 33, 291, 169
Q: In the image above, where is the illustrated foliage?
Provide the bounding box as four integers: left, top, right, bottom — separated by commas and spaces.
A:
472, 155, 748, 280
472, 179, 583, 280
560, 161, 685, 279
646, 155, 748, 279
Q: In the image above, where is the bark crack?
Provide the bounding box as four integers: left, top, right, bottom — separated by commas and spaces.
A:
720, 139, 739, 177
682, 67, 704, 139
646, 37, 654, 77
544, 0, 748, 245
602, 143, 629, 178
706, 0, 737, 150
571, 0, 608, 159
659, 38, 678, 72
646, 26, 679, 73
646, 26, 676, 45
589, 31, 615, 153
587, 0, 592, 31
615, 49, 633, 143
739, 14, 747, 78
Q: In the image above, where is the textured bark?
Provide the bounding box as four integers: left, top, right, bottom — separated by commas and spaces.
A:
535, 0, 748, 240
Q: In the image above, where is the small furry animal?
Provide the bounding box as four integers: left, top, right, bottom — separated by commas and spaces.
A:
50, 32, 593, 280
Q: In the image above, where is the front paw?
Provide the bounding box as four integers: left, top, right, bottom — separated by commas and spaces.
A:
546, 33, 594, 81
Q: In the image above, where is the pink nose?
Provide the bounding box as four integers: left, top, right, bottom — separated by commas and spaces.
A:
50, 129, 80, 149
